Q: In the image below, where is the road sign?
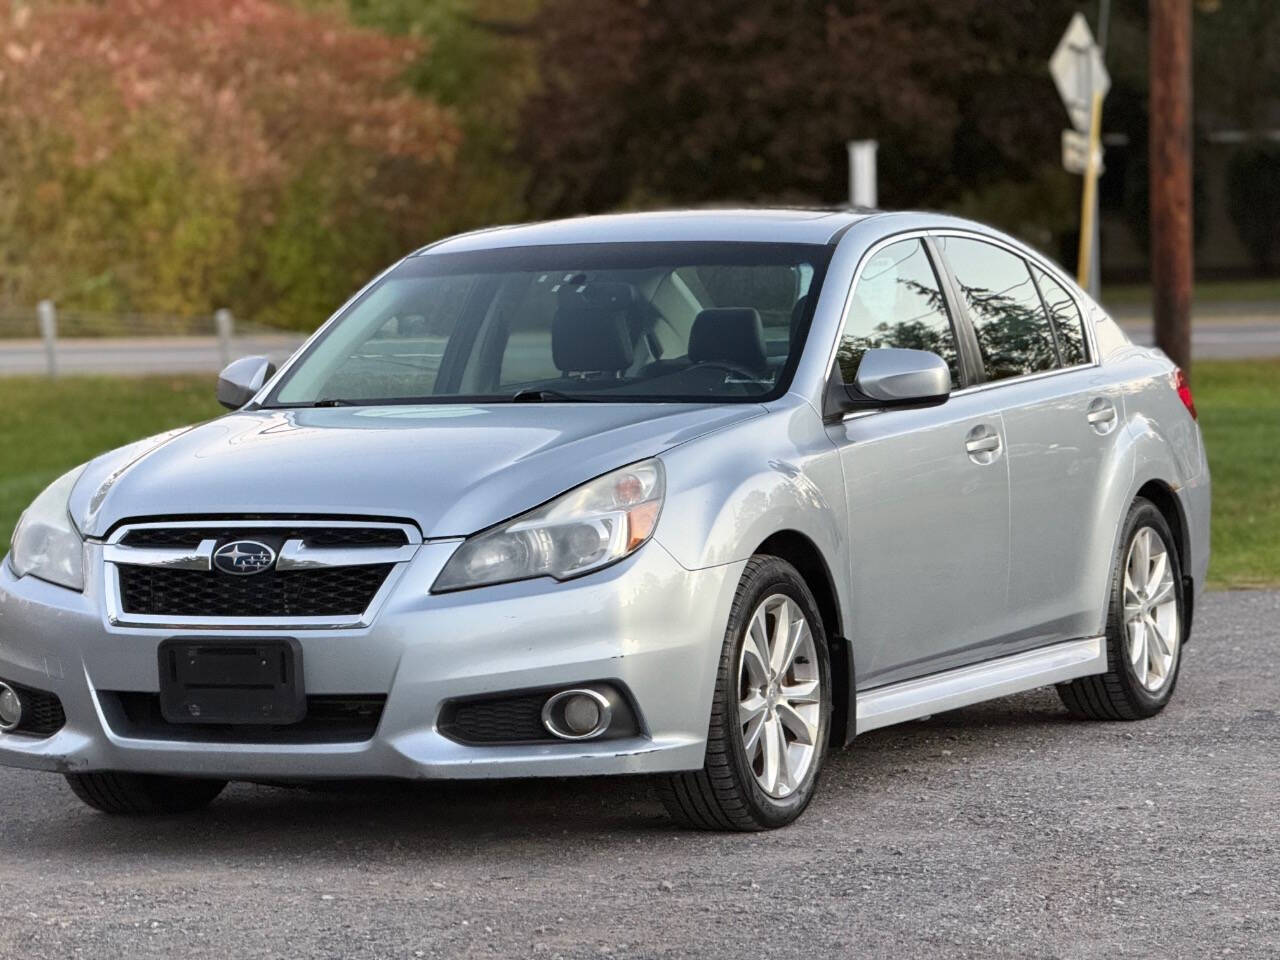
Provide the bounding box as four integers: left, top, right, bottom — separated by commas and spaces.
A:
1050, 12, 1110, 132
1061, 128, 1104, 176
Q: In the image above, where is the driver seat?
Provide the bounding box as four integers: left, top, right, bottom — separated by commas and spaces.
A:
687, 308, 768, 377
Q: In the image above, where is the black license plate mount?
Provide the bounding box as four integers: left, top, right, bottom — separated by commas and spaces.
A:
158, 637, 305, 725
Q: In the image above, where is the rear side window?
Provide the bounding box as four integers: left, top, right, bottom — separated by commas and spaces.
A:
938, 237, 1058, 382
1032, 267, 1089, 366
835, 238, 960, 387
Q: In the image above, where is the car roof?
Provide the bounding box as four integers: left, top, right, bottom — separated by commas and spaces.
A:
418, 208, 877, 254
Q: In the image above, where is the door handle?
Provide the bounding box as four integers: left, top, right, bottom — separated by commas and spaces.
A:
965, 424, 1002, 464
1086, 397, 1118, 435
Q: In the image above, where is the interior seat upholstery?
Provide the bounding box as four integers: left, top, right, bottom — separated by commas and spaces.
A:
688, 308, 769, 375
552, 283, 637, 374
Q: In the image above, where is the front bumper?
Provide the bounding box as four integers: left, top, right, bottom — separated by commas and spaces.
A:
0, 541, 743, 780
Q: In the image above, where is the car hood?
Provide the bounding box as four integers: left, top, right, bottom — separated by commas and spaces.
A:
69, 403, 765, 539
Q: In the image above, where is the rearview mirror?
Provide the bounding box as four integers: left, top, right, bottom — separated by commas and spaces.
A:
216, 355, 276, 410
854, 348, 951, 405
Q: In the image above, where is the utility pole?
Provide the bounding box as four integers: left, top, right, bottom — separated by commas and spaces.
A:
1149, 0, 1194, 376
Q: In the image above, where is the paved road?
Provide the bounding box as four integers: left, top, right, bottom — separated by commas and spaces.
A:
0, 591, 1276, 959
0, 334, 306, 376
0, 309, 1277, 377
1119, 319, 1280, 359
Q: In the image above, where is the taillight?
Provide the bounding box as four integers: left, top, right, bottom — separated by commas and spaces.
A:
1172, 368, 1197, 420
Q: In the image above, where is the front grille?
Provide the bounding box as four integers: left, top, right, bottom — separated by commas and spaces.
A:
117, 564, 393, 618
439, 693, 552, 744
109, 520, 413, 620
100, 692, 385, 744
1, 679, 66, 737
120, 526, 408, 549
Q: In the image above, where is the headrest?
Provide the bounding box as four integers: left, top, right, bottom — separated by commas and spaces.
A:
688, 308, 767, 374
552, 282, 636, 373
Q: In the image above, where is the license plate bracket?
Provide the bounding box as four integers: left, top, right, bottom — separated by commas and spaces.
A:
158, 637, 305, 725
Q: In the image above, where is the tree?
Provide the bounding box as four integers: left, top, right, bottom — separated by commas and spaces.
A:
517, 0, 1081, 219
0, 0, 459, 327
1226, 146, 1280, 272
339, 0, 542, 232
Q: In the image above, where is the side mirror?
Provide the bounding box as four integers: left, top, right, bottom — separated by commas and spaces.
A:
854, 348, 952, 405
825, 348, 951, 419
216, 355, 276, 410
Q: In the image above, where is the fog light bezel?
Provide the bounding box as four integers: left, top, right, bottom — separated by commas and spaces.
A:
0, 683, 24, 733
541, 688, 613, 741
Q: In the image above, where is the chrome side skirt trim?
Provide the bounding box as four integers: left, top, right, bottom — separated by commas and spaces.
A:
854, 636, 1106, 735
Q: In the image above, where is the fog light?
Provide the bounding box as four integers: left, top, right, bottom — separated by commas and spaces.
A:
563, 695, 601, 735
541, 689, 612, 741
0, 683, 23, 732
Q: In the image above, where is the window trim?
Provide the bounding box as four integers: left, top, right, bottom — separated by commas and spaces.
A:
821, 230, 976, 395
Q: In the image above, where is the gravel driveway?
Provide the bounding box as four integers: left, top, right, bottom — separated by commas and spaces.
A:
1, 591, 1276, 960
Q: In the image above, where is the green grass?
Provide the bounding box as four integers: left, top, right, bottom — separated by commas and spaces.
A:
1195, 359, 1280, 588
1103, 277, 1280, 307
0, 376, 222, 546
0, 365, 1277, 587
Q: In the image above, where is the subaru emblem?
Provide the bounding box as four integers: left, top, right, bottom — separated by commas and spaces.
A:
212, 540, 276, 576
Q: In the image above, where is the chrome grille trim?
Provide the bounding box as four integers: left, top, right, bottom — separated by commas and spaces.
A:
102, 519, 422, 630
103, 539, 217, 571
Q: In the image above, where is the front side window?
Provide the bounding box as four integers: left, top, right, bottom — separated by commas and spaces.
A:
938, 237, 1058, 382
267, 242, 829, 406
1032, 266, 1089, 367
834, 238, 960, 386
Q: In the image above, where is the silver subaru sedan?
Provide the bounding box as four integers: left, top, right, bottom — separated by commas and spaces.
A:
0, 209, 1209, 830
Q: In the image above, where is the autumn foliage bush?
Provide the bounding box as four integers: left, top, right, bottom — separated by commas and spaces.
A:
0, 0, 459, 328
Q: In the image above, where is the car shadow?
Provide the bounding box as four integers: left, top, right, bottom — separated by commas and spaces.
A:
10, 687, 1091, 857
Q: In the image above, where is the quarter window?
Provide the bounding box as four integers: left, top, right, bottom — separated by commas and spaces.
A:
1032, 267, 1089, 366
939, 237, 1058, 382
835, 239, 960, 387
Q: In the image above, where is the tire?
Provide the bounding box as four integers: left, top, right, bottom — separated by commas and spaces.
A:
657, 555, 832, 831
1057, 497, 1185, 721
64, 772, 227, 815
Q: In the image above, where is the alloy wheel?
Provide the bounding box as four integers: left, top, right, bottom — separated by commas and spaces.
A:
1123, 526, 1180, 692
737, 594, 822, 799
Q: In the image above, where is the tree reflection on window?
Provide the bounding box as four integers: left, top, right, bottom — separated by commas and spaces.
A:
835, 240, 960, 386
939, 238, 1060, 381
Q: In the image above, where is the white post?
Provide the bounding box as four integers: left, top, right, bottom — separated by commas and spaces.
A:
214, 308, 234, 368
36, 300, 57, 379
847, 139, 879, 209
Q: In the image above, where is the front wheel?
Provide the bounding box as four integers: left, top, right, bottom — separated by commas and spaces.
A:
656, 555, 831, 831
65, 772, 227, 815
1057, 497, 1185, 720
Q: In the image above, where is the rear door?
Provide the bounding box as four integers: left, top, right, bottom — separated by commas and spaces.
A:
934, 235, 1121, 648
826, 236, 1013, 689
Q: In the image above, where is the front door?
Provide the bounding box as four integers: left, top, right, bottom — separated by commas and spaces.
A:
825, 237, 1012, 689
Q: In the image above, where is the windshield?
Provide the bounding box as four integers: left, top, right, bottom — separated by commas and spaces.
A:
265, 241, 831, 407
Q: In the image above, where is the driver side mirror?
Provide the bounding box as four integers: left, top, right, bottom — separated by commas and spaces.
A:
825, 348, 951, 419
216, 355, 276, 410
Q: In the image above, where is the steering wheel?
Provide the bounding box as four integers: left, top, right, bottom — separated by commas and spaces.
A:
689, 359, 765, 382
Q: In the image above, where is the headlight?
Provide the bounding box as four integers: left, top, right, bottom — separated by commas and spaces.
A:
433, 459, 665, 592
9, 466, 87, 591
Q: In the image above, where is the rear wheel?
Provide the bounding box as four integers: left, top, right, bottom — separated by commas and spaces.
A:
1057, 498, 1184, 720
657, 556, 831, 831
65, 772, 227, 815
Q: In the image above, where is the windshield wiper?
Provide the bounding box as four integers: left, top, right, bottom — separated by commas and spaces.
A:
310, 398, 356, 407
510, 388, 603, 403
